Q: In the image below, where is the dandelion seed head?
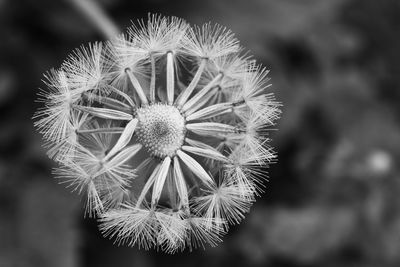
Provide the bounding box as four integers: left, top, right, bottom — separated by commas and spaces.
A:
33, 14, 281, 252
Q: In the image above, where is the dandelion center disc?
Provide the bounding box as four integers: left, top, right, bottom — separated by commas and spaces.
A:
136, 103, 185, 158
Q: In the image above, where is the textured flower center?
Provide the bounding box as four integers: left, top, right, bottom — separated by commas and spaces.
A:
136, 104, 185, 157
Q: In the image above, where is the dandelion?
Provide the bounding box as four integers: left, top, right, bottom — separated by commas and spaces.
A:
33, 14, 281, 252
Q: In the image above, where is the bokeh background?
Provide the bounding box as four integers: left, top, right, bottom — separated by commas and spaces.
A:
1, 0, 400, 266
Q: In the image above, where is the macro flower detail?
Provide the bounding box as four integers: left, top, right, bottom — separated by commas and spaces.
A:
33, 14, 281, 253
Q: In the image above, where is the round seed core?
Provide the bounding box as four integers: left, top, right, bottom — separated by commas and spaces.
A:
136, 104, 185, 157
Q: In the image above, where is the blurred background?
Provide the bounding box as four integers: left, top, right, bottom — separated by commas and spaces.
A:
1, 0, 400, 266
